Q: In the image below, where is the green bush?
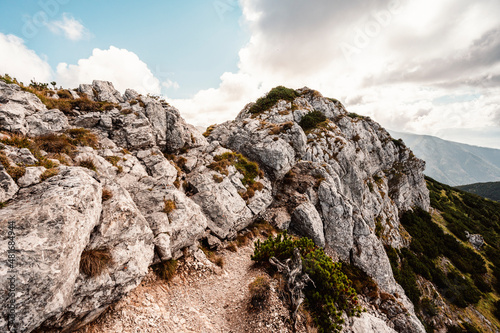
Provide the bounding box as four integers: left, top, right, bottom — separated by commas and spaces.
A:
252, 233, 361, 333
299, 111, 327, 131
249, 86, 299, 114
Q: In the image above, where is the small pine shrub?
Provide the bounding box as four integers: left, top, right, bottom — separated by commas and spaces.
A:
249, 86, 299, 114
299, 111, 327, 131
80, 249, 112, 277
252, 233, 361, 332
249, 275, 271, 308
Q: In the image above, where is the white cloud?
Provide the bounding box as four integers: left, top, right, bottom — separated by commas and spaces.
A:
46, 13, 90, 41
0, 33, 52, 84
170, 0, 500, 148
162, 79, 180, 90
55, 46, 166, 94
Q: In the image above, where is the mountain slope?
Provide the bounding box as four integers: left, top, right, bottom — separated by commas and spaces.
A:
386, 176, 500, 332
456, 181, 500, 202
388, 131, 500, 186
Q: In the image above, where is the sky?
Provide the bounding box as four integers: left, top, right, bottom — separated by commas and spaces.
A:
1, 0, 499, 149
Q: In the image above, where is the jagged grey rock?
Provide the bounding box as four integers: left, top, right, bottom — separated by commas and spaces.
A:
6, 147, 37, 165
26, 108, 69, 136
17, 166, 46, 188
291, 201, 325, 247
0, 81, 432, 332
78, 84, 95, 100
38, 179, 154, 331
0, 81, 47, 134
0, 166, 18, 202
465, 231, 485, 250
92, 80, 124, 104
0, 168, 102, 332
343, 313, 397, 333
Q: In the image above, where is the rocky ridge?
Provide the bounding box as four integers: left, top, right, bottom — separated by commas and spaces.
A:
0, 80, 429, 332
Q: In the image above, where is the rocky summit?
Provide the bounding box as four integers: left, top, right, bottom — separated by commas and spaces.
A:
0, 80, 431, 332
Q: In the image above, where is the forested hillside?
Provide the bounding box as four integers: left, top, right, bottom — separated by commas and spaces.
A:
457, 181, 500, 202
387, 177, 500, 332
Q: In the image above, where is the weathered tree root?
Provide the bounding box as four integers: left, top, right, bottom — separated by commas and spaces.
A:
270, 248, 315, 330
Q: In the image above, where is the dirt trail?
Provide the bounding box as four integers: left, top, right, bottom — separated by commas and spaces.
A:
79, 240, 303, 333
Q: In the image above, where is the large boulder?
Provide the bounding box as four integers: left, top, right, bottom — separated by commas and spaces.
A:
38, 180, 154, 331
0, 167, 102, 332
0, 81, 47, 134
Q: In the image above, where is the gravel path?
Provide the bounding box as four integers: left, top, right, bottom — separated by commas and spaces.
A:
79, 240, 307, 333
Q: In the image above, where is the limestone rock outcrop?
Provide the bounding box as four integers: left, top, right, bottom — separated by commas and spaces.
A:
0, 81, 431, 333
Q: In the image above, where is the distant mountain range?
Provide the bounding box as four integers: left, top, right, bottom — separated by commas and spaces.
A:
456, 181, 500, 202
389, 131, 500, 186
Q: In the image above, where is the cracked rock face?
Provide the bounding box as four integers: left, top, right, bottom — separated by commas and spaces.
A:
0, 81, 430, 333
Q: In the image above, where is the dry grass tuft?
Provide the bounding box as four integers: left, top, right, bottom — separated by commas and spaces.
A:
226, 242, 238, 252
40, 168, 59, 181
153, 259, 178, 281
102, 188, 113, 202
200, 245, 225, 268
0, 152, 26, 180
78, 158, 97, 172
163, 199, 176, 214
248, 275, 271, 308
80, 249, 112, 277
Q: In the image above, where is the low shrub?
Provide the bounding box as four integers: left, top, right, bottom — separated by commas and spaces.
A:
299, 111, 327, 131
252, 233, 361, 333
200, 245, 224, 268
226, 242, 238, 252
80, 249, 112, 277
347, 112, 363, 119
34, 134, 76, 155
249, 86, 299, 114
57, 89, 73, 99
213, 174, 224, 183
203, 124, 217, 137
105, 155, 121, 166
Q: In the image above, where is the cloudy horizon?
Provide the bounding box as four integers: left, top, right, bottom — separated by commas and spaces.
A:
1, 0, 499, 148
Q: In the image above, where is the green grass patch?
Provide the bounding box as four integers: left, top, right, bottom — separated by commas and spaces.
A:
208, 152, 263, 186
